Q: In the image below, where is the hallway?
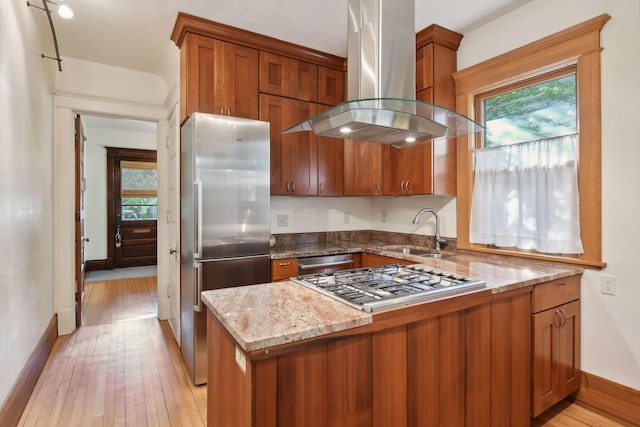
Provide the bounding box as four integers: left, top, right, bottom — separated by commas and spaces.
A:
18, 276, 206, 426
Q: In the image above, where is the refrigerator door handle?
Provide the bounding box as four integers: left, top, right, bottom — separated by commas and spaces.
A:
193, 262, 202, 312
193, 181, 203, 258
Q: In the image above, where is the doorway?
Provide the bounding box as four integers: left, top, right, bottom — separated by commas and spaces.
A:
106, 148, 158, 268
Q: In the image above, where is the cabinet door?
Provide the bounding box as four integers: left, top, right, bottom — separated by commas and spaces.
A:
317, 104, 344, 196
532, 299, 581, 416
260, 94, 317, 195
415, 43, 434, 92
182, 33, 225, 122
286, 99, 318, 195
382, 146, 405, 195
404, 144, 432, 195
289, 59, 318, 102
259, 51, 289, 97
224, 43, 259, 119
260, 52, 317, 102
318, 66, 345, 105
344, 140, 382, 196
260, 94, 288, 194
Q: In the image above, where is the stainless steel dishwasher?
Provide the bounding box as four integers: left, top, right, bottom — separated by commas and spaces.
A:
297, 254, 354, 275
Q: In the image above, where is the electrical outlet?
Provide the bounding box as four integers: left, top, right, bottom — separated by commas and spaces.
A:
277, 214, 289, 227
601, 275, 616, 295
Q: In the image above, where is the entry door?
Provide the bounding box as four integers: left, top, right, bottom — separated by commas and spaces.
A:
75, 115, 87, 327
107, 148, 158, 268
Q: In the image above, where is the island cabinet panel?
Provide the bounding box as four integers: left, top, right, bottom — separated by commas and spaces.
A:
207, 288, 533, 427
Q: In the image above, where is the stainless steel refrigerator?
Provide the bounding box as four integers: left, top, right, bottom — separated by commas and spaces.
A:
180, 113, 271, 385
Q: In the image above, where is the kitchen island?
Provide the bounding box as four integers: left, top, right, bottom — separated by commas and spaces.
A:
202, 250, 583, 427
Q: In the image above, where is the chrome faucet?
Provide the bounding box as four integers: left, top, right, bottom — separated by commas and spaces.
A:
412, 208, 446, 251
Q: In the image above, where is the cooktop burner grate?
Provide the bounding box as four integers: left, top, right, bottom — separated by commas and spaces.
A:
292, 264, 486, 312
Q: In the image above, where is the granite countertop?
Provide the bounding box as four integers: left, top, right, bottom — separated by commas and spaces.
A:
204, 243, 583, 353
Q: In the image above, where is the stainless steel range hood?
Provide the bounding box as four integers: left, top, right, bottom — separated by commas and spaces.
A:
282, 0, 483, 147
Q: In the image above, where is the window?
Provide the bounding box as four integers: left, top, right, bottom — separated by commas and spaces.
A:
479, 70, 577, 147
120, 160, 158, 221
453, 15, 609, 268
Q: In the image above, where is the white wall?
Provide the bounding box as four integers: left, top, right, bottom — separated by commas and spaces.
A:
457, 0, 640, 390
83, 123, 157, 261
0, 0, 56, 408
270, 195, 457, 239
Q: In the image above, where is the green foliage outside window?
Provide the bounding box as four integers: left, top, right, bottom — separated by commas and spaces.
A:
483, 73, 577, 147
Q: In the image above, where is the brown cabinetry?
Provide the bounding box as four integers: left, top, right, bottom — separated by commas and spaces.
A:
361, 253, 414, 267
344, 139, 382, 196
317, 66, 345, 105
259, 52, 318, 102
382, 144, 433, 195
207, 287, 531, 427
414, 24, 463, 195
271, 258, 298, 281
260, 94, 318, 195
531, 276, 582, 416
179, 33, 259, 123
317, 104, 344, 196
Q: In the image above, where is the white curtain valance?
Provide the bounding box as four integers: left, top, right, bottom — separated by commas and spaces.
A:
469, 134, 584, 254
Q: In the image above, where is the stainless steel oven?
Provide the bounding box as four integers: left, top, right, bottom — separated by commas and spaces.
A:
297, 254, 354, 275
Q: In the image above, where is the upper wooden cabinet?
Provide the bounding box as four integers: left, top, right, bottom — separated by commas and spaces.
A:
382, 144, 433, 195
415, 24, 463, 195
260, 94, 318, 195
260, 52, 318, 102
344, 140, 382, 196
179, 33, 259, 123
317, 104, 344, 196
318, 66, 345, 106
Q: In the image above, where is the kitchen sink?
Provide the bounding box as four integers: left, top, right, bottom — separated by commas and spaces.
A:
376, 245, 452, 258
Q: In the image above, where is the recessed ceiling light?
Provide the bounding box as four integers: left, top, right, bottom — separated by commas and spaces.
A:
405, 136, 416, 143
339, 127, 352, 134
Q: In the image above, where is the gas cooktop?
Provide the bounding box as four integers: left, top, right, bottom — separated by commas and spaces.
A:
292, 264, 486, 312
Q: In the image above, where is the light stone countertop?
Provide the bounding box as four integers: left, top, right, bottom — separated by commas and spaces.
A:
204, 246, 583, 353
201, 280, 372, 352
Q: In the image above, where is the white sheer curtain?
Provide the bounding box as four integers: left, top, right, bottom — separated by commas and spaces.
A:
469, 134, 583, 254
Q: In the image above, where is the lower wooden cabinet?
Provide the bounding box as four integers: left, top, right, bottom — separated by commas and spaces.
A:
360, 253, 415, 267
271, 258, 298, 281
531, 276, 582, 417
207, 287, 532, 427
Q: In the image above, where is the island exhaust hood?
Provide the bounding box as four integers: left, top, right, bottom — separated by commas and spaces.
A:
282, 0, 483, 147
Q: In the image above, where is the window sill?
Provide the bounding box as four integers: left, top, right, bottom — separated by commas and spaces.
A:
457, 244, 606, 269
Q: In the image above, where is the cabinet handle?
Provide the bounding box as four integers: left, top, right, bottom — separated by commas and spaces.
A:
406, 180, 410, 193
278, 262, 292, 266
559, 308, 567, 326
227, 107, 231, 116
400, 180, 405, 192
286, 182, 290, 192
291, 182, 295, 192
553, 310, 563, 328
377, 183, 381, 194
220, 107, 224, 115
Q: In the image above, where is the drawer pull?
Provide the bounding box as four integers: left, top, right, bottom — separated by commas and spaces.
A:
278, 262, 292, 267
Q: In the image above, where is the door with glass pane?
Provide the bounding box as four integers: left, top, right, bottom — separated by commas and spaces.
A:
107, 148, 158, 268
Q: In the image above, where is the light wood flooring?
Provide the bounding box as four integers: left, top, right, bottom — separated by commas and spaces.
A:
18, 276, 206, 427
18, 276, 624, 426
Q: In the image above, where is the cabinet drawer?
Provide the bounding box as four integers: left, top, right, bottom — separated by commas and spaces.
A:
531, 275, 581, 313
271, 258, 298, 281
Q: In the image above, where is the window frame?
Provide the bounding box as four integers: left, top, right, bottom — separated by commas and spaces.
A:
453, 14, 610, 268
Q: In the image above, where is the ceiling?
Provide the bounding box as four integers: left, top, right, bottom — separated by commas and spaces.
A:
42, 0, 533, 82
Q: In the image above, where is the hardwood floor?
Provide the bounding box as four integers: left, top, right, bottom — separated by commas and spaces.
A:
18, 276, 624, 426
18, 276, 206, 427
532, 399, 628, 426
